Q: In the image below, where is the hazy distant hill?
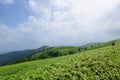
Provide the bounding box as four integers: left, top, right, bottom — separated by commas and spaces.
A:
0, 46, 51, 65
80, 42, 102, 48
11, 39, 120, 64
81, 39, 120, 49
0, 39, 119, 66
0, 50, 35, 65
16, 46, 79, 63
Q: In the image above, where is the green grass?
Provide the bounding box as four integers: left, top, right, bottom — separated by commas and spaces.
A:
95, 39, 120, 48
0, 44, 120, 80
31, 46, 79, 58
15, 46, 80, 63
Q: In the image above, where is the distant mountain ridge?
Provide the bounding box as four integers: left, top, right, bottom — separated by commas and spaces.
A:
0, 50, 35, 65
0, 46, 52, 65
0, 39, 120, 66
15, 46, 79, 63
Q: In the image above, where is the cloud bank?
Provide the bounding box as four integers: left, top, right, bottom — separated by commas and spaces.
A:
0, 0, 120, 52
0, 0, 15, 5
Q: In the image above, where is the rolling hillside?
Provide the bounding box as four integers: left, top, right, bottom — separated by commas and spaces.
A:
80, 42, 101, 48
0, 39, 120, 79
1, 39, 119, 66
0, 46, 52, 65
15, 46, 80, 63
98, 39, 120, 47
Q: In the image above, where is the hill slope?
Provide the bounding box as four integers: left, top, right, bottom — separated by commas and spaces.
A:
0, 50, 36, 65
0, 46, 51, 65
95, 39, 120, 48
0, 39, 120, 66
0, 41, 119, 79
15, 46, 80, 63
81, 39, 120, 50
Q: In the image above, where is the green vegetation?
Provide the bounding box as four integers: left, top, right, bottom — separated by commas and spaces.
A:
0, 50, 36, 65
0, 45, 52, 66
96, 39, 120, 48
0, 39, 120, 79
80, 42, 101, 49
15, 46, 80, 63
112, 41, 115, 46
2, 39, 119, 66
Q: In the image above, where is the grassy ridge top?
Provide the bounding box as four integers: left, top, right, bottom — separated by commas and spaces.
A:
14, 39, 120, 64
14, 46, 80, 63
31, 46, 79, 58
97, 39, 120, 47
0, 43, 120, 79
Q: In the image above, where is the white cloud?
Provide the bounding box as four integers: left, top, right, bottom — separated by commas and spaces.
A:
26, 0, 120, 41
1, 0, 120, 52
54, 0, 69, 8
0, 0, 15, 5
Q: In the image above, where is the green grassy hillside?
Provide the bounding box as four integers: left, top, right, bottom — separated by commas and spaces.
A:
80, 42, 101, 48
1, 39, 119, 66
15, 46, 80, 63
0, 46, 52, 66
81, 39, 120, 50
31, 46, 79, 58
95, 39, 120, 48
0, 40, 120, 79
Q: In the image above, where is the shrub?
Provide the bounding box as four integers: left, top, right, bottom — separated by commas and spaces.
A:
112, 42, 115, 46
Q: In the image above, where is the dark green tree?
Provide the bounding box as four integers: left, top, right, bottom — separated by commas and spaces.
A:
84, 47, 87, 50
48, 51, 59, 57
91, 45, 93, 48
69, 51, 74, 54
112, 42, 115, 46
78, 48, 81, 51
52, 51, 59, 57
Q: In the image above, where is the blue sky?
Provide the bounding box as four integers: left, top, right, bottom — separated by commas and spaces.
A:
0, 0, 32, 28
0, 0, 120, 52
